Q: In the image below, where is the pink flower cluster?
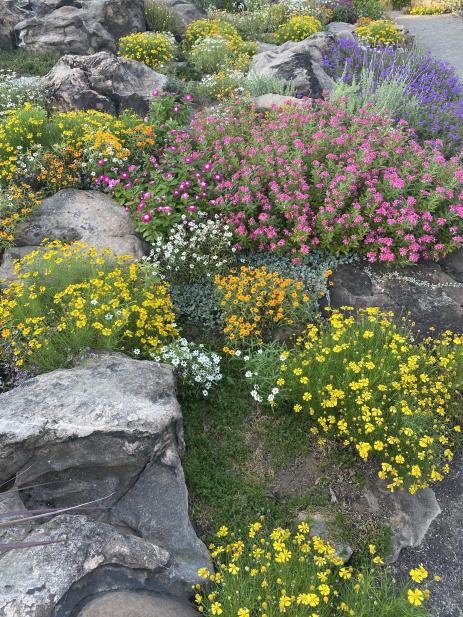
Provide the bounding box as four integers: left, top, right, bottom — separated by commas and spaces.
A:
99, 100, 463, 265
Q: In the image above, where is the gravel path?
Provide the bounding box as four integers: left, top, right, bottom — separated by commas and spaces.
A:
392, 12, 463, 79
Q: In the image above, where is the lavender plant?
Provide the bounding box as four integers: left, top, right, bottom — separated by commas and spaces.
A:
323, 38, 463, 156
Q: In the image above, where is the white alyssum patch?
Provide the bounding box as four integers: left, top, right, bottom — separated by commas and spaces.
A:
151, 338, 222, 396
146, 214, 235, 283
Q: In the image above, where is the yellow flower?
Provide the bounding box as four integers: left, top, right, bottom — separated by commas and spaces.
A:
211, 602, 222, 615
408, 588, 425, 606
297, 593, 319, 606
228, 563, 239, 575
279, 595, 292, 612
409, 565, 428, 583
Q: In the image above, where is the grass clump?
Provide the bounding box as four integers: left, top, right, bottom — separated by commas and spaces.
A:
144, 0, 182, 35
0, 49, 59, 76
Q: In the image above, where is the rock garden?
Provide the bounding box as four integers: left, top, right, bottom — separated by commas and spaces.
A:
1, 0, 463, 615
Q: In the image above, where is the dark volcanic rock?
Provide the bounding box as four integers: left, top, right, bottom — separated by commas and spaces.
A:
331, 260, 463, 335
15, 0, 146, 55
0, 0, 25, 49
43, 52, 167, 115
251, 32, 335, 98
0, 351, 211, 605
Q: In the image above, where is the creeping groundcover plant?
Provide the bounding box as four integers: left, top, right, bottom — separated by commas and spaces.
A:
99, 99, 463, 265
196, 520, 432, 616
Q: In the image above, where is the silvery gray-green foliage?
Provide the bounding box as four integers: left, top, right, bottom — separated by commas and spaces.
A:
330, 52, 422, 121
171, 282, 224, 330
244, 69, 296, 96
169, 250, 354, 331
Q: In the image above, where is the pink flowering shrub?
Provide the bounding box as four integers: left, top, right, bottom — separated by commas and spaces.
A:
99, 100, 463, 264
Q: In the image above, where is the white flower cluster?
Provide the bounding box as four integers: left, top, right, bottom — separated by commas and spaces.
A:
0, 71, 43, 117
151, 338, 222, 397
280, 0, 316, 15
197, 70, 246, 97
147, 214, 235, 282
190, 35, 235, 74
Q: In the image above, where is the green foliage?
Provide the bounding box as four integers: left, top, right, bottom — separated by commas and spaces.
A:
189, 35, 238, 73
243, 70, 296, 96
331, 3, 358, 22
0, 186, 39, 249
183, 18, 242, 50
408, 2, 446, 13
0, 105, 155, 187
355, 19, 405, 47
0, 71, 44, 116
353, 0, 384, 19
180, 365, 316, 536
392, 0, 411, 9
0, 49, 59, 76
196, 522, 430, 617
213, 5, 286, 40
144, 0, 182, 34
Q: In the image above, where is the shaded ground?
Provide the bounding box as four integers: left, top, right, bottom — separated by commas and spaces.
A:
395, 453, 463, 617
392, 12, 463, 79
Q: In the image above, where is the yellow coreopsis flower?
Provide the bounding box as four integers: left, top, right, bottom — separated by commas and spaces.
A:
408, 588, 425, 606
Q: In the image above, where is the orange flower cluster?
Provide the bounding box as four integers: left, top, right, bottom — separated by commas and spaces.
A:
214, 265, 311, 351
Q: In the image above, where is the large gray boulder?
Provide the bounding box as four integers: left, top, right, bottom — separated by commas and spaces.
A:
252, 93, 304, 112
327, 21, 356, 39
15, 0, 146, 55
0, 351, 211, 601
0, 189, 143, 283
77, 591, 198, 617
0, 514, 173, 617
43, 51, 167, 115
395, 452, 463, 617
0, 0, 25, 49
151, 0, 206, 35
251, 32, 335, 98
330, 259, 463, 336
364, 481, 441, 562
